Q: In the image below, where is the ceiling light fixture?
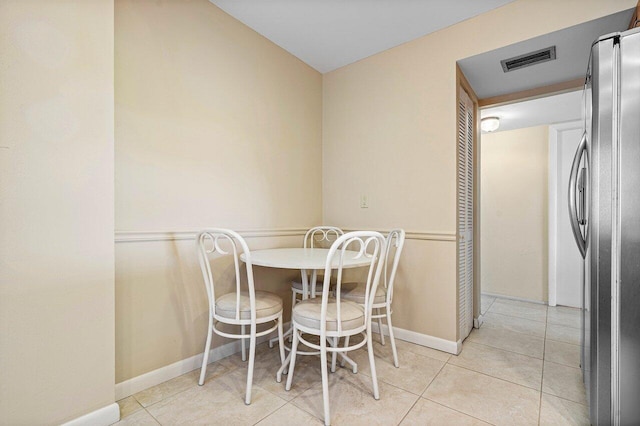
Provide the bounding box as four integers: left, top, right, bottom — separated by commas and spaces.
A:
481, 117, 500, 132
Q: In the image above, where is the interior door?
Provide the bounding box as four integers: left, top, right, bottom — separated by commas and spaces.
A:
553, 124, 584, 308
457, 88, 474, 341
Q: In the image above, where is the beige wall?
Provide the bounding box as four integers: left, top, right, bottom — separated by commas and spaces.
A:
322, 0, 634, 341
115, 0, 323, 382
0, 1, 115, 424
481, 126, 549, 302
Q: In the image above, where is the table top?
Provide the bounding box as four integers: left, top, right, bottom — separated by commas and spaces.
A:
241, 247, 370, 270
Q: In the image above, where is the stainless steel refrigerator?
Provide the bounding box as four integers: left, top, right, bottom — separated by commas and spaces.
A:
569, 27, 640, 426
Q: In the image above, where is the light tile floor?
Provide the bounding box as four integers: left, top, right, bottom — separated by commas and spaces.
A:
114, 297, 588, 425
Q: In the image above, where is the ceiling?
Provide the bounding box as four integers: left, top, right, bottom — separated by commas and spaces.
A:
205, 2, 633, 132
209, 0, 517, 73
459, 9, 633, 99
481, 90, 583, 133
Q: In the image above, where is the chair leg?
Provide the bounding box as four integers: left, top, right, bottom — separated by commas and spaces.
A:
244, 324, 257, 405
340, 336, 349, 368
276, 351, 291, 383
320, 337, 331, 426
285, 328, 300, 391
386, 309, 399, 368
377, 309, 385, 346
198, 324, 213, 386
277, 314, 286, 366
289, 292, 298, 344
310, 270, 317, 299
366, 325, 380, 400
330, 337, 338, 373
241, 324, 247, 362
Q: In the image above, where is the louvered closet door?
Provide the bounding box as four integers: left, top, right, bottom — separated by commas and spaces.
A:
457, 88, 474, 341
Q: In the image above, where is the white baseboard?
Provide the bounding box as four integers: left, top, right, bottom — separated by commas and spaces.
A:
371, 322, 461, 355
61, 403, 120, 426
117, 322, 460, 401
481, 292, 547, 305
115, 327, 286, 401
473, 314, 484, 329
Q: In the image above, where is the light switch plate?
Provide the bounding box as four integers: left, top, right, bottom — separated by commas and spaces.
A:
360, 194, 369, 208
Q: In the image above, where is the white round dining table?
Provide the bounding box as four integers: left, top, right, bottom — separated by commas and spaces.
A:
240, 247, 369, 378
240, 247, 370, 300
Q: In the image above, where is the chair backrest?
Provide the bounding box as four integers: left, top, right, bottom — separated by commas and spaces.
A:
196, 229, 256, 321
303, 226, 344, 249
383, 229, 406, 304
320, 231, 386, 335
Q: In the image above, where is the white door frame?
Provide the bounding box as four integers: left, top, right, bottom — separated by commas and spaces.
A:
548, 120, 583, 307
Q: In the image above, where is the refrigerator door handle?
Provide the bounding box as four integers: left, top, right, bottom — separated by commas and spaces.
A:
568, 131, 588, 258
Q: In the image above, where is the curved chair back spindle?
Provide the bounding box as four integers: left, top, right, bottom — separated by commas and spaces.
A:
196, 228, 285, 405
383, 229, 406, 306
304, 226, 344, 249
197, 229, 256, 323
285, 230, 386, 425
323, 231, 386, 334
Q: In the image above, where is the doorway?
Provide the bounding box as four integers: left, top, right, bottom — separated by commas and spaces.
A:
478, 91, 583, 309
548, 121, 584, 308
455, 8, 633, 327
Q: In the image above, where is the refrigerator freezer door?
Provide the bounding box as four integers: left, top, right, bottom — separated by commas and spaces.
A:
615, 29, 640, 426
589, 34, 615, 426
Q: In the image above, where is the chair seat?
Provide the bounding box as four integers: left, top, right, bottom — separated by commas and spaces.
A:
292, 297, 364, 332
339, 282, 386, 304
215, 291, 283, 320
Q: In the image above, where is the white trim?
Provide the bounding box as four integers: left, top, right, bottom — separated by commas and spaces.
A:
403, 231, 456, 242
61, 403, 120, 426
115, 328, 284, 400
343, 229, 456, 242
548, 121, 583, 307
115, 228, 307, 243
371, 322, 460, 355
481, 291, 547, 305
473, 314, 484, 329
115, 228, 457, 243
117, 322, 461, 402
548, 125, 559, 307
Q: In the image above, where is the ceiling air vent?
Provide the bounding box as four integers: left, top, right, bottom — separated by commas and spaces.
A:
500, 46, 556, 72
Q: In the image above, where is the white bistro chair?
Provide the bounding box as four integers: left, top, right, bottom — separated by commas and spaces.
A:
196, 229, 285, 405
340, 229, 405, 367
290, 226, 344, 305
284, 231, 386, 426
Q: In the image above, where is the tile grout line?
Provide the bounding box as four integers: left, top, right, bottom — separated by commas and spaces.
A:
286, 390, 325, 424
444, 362, 543, 393
400, 372, 498, 426
421, 397, 498, 426
335, 347, 450, 397
463, 338, 545, 360
129, 358, 240, 409
144, 407, 161, 425
283, 365, 365, 424
395, 394, 422, 425
484, 309, 548, 324
250, 400, 295, 426
546, 320, 582, 331
540, 390, 589, 407
463, 338, 544, 360
484, 310, 549, 327
421, 359, 448, 396
420, 362, 501, 426
538, 310, 548, 426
